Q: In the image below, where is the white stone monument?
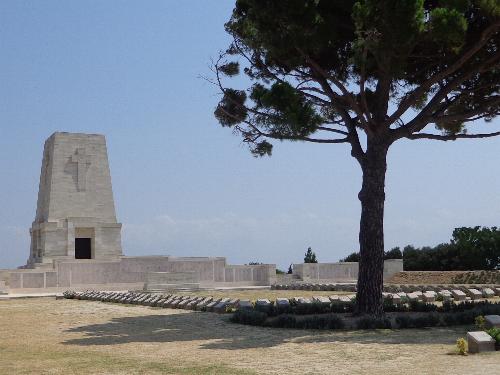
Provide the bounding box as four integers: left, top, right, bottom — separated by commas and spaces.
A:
27, 132, 122, 268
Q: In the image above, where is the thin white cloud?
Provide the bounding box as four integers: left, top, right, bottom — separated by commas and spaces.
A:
122, 212, 359, 269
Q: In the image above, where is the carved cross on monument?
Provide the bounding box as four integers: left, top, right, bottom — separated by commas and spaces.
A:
71, 148, 91, 191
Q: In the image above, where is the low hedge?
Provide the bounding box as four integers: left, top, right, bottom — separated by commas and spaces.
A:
230, 301, 500, 330
255, 301, 355, 316
487, 327, 500, 350
255, 300, 500, 317
230, 309, 268, 326
231, 310, 345, 329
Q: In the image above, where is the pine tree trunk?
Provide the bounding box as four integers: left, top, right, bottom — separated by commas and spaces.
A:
356, 140, 389, 316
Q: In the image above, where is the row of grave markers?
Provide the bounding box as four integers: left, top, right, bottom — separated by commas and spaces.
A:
273, 283, 500, 294
384, 287, 500, 303
64, 290, 361, 312
63, 286, 500, 314
64, 291, 244, 313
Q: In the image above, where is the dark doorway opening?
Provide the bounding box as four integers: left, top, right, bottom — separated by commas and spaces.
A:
75, 238, 92, 259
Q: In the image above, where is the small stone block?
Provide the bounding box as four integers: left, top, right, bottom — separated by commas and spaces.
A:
204, 300, 219, 312
407, 293, 419, 301
185, 300, 198, 309
291, 297, 304, 303
275, 298, 290, 307
329, 295, 340, 302
161, 298, 175, 307
413, 291, 423, 300
467, 331, 495, 354
170, 299, 183, 308
213, 302, 229, 313
150, 297, 162, 306
467, 289, 482, 300
312, 296, 331, 304
452, 290, 466, 301
423, 292, 436, 303
158, 298, 170, 306
438, 290, 451, 296
484, 315, 500, 329
177, 299, 191, 308
482, 288, 495, 298
237, 300, 253, 309
195, 297, 214, 310
212, 297, 230, 309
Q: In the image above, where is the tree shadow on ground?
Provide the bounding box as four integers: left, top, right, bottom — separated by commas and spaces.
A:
62, 310, 468, 350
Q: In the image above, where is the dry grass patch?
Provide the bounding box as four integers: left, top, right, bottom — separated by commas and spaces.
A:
0, 298, 498, 375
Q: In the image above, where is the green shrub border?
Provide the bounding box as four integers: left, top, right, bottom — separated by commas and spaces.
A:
252, 299, 500, 316
230, 301, 500, 330
485, 327, 500, 350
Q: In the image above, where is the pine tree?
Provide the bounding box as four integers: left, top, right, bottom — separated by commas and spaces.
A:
304, 247, 318, 263
213, 1, 500, 315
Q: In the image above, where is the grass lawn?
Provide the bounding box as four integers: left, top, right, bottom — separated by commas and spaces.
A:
0, 297, 498, 374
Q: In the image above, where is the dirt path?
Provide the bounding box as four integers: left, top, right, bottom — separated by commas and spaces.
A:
0, 298, 498, 374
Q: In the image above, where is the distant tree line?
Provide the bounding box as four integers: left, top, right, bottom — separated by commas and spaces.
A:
340, 247, 402, 263
340, 227, 500, 271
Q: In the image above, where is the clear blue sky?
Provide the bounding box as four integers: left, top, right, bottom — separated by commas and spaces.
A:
1, 1, 499, 270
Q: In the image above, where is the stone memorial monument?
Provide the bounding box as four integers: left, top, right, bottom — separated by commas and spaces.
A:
2, 131, 275, 292
27, 132, 122, 268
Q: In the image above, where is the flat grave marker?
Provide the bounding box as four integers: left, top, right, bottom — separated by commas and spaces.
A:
329, 295, 340, 302
451, 290, 466, 301
423, 292, 435, 303
237, 300, 253, 309
484, 315, 500, 329
312, 296, 331, 304
467, 289, 482, 300
467, 331, 495, 353
482, 288, 495, 298
276, 298, 290, 308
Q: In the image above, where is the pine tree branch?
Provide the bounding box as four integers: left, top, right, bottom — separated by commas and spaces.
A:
387, 20, 500, 125
298, 49, 372, 133
407, 131, 500, 141
222, 40, 368, 162
214, 73, 350, 145
317, 127, 349, 136
228, 43, 336, 113
432, 96, 500, 124
391, 52, 500, 140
